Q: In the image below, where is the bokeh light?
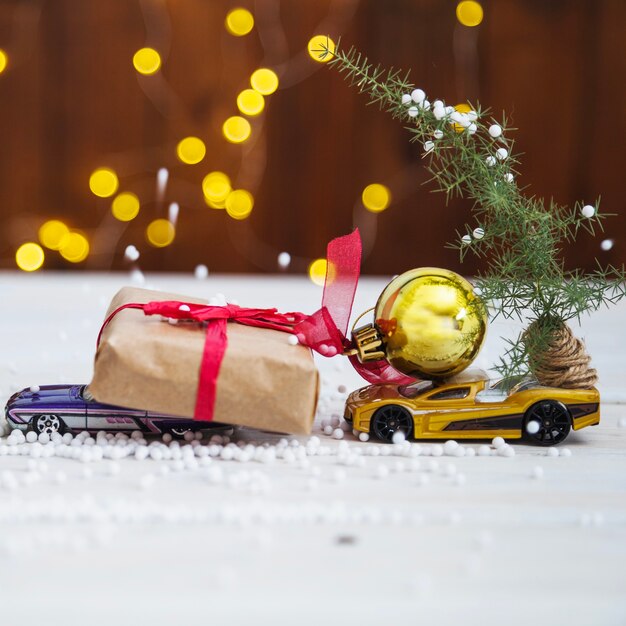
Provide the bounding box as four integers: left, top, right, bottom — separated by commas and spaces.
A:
225, 189, 254, 220
362, 183, 391, 213
146, 219, 175, 247
456, 1, 484, 27
111, 192, 140, 222
60, 232, 89, 263
308, 258, 329, 286
222, 116, 251, 143
38, 220, 70, 250
236, 89, 265, 116
16, 242, 44, 272
176, 136, 206, 165
250, 68, 279, 95
453, 103, 474, 133
133, 48, 161, 76
225, 8, 254, 36
307, 35, 336, 63
133, 47, 161, 75
0, 49, 8, 74
202, 172, 231, 208
89, 167, 119, 198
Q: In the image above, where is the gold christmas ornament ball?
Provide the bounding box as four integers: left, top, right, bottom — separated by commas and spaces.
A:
374, 268, 487, 379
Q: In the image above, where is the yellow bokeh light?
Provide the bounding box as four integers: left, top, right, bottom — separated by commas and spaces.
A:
453, 102, 474, 132
225, 189, 254, 220
16, 242, 44, 272
250, 68, 279, 95
176, 136, 206, 165
456, 1, 484, 27
89, 167, 119, 198
308, 258, 329, 286
146, 219, 175, 247
237, 89, 265, 117
225, 8, 254, 36
111, 192, 140, 222
38, 220, 70, 250
133, 47, 161, 75
222, 116, 252, 144
0, 49, 8, 74
60, 232, 90, 263
307, 35, 336, 63
202, 172, 231, 207
362, 183, 391, 213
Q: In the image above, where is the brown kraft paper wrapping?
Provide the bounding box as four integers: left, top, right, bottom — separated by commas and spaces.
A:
89, 287, 319, 435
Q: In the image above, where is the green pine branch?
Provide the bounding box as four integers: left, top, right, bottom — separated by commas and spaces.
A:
318, 39, 626, 381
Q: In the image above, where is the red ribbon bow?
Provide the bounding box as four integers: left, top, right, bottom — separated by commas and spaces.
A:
96, 229, 412, 421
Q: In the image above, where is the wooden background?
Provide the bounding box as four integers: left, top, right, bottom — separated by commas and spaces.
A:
0, 0, 623, 274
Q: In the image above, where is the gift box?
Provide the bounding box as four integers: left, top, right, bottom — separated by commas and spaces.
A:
89, 287, 319, 435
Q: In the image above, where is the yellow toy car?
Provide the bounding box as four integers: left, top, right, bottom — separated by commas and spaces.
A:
344, 370, 600, 446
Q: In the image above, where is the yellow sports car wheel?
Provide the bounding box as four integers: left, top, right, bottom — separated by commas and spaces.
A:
371, 405, 413, 443
523, 401, 571, 446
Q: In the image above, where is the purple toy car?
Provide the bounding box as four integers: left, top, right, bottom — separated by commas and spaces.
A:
5, 385, 224, 438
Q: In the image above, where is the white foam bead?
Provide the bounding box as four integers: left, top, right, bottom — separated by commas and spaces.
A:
465, 447, 476, 457
560, 448, 572, 457
443, 440, 458, 455
496, 147, 508, 160
407, 106, 419, 118
505, 172, 515, 183
581, 204, 595, 218
600, 238, 614, 251
423, 140, 435, 153
488, 124, 502, 138
449, 111, 464, 124
220, 446, 235, 461
62, 433, 73, 445
467, 110, 478, 121
530, 465, 544, 479
124, 245, 140, 262
546, 447, 559, 457
401, 93, 412, 105
473, 227, 485, 239
461, 234, 472, 245
375, 464, 389, 479
411, 88, 426, 103
454, 446, 466, 458
498, 445, 515, 457
433, 107, 446, 120
391, 431, 406, 445
485, 155, 496, 167
421, 100, 431, 111
468, 123, 477, 134
492, 436, 505, 449
192, 263, 209, 280
134, 446, 149, 461
433, 129, 444, 139
25, 431, 37, 443
150, 447, 163, 461
477, 444, 491, 456
38, 433, 50, 445
331, 428, 344, 440
431, 444, 444, 457
29, 385, 40, 393
525, 420, 540, 435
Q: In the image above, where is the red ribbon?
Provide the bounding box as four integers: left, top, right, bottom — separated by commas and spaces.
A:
96, 229, 412, 421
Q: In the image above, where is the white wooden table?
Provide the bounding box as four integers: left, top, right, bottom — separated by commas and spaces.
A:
1, 272, 625, 625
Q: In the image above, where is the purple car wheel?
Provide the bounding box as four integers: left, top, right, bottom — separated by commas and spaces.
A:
32, 414, 64, 435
